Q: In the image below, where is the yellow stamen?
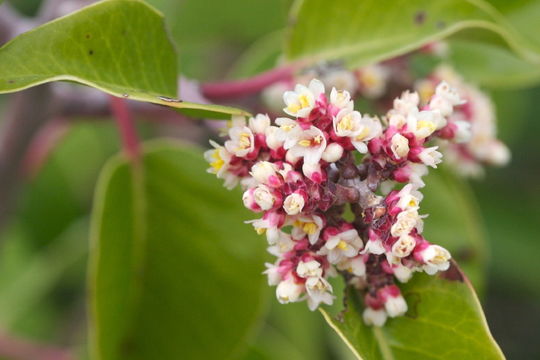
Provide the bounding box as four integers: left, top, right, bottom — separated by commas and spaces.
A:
255, 228, 266, 235
338, 115, 354, 132
298, 94, 310, 108
237, 132, 251, 150
337, 240, 348, 250
209, 150, 224, 172
417, 120, 436, 132
298, 139, 312, 147
355, 127, 370, 141
302, 222, 317, 235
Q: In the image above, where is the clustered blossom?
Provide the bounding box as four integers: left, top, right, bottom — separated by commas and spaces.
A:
262, 43, 509, 177
206, 77, 466, 326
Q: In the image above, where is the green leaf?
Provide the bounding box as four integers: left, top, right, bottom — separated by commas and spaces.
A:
89, 141, 267, 359
285, 0, 540, 68
448, 40, 540, 89
420, 169, 488, 293
0, 219, 89, 330
145, 0, 292, 79
0, 0, 249, 119
321, 264, 504, 360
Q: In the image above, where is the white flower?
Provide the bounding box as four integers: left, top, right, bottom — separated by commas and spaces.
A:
225, 125, 255, 157
322, 142, 344, 162
333, 109, 381, 153
329, 87, 354, 110
319, 229, 363, 264
292, 215, 324, 244
276, 277, 304, 304
264, 126, 284, 150
453, 120, 472, 143
361, 238, 385, 255
419, 245, 451, 275
395, 184, 423, 211
390, 133, 410, 159
418, 146, 443, 168
249, 113, 271, 134
204, 140, 238, 189
393, 263, 414, 283
324, 69, 358, 95
407, 110, 445, 138
250, 161, 281, 187
275, 117, 303, 149
482, 141, 510, 166
296, 260, 323, 278
267, 232, 295, 256
390, 209, 420, 237
336, 256, 366, 277
283, 79, 325, 118
263, 262, 281, 285
363, 307, 387, 327
305, 276, 334, 310
391, 234, 416, 258
391, 90, 420, 117
245, 213, 283, 244
262, 81, 290, 113
286, 126, 327, 165
429, 81, 465, 117
302, 162, 324, 183
283, 192, 306, 215
384, 294, 408, 317
358, 64, 389, 99
253, 185, 278, 210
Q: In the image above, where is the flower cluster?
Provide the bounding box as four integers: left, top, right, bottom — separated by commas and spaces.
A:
262, 44, 509, 177
206, 77, 467, 326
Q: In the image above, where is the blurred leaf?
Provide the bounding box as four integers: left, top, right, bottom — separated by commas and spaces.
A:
228, 31, 285, 79
0, 0, 248, 119
420, 169, 488, 293
321, 264, 504, 360
486, 0, 540, 49
89, 141, 267, 359
449, 40, 540, 89
0, 219, 88, 330
285, 0, 540, 68
145, 0, 292, 79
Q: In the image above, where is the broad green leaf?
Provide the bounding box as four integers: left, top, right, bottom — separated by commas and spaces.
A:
285, 0, 540, 68
0, 0, 249, 119
89, 141, 267, 359
420, 169, 488, 292
487, 0, 540, 50
321, 264, 504, 360
449, 40, 540, 89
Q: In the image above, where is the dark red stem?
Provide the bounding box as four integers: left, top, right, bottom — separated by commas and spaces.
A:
109, 96, 140, 160
201, 65, 296, 100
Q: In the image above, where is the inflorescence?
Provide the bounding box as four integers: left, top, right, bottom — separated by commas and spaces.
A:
205, 72, 498, 326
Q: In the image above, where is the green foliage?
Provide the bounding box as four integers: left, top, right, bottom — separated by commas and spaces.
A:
449, 40, 540, 89
145, 0, 292, 79
421, 169, 488, 293
89, 142, 267, 359
285, 0, 540, 68
322, 268, 504, 360
0, 0, 248, 119
0, 122, 120, 340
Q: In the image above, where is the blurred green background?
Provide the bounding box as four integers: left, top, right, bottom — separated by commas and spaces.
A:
0, 0, 539, 359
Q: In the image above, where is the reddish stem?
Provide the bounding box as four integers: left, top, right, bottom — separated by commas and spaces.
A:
201, 65, 296, 100
109, 96, 140, 160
